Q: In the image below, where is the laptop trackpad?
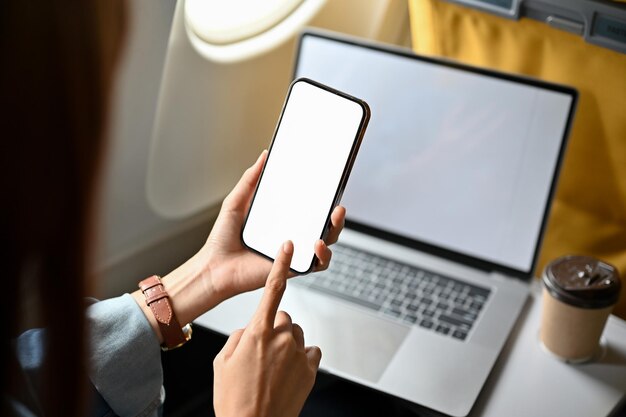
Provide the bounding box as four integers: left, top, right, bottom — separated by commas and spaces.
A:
283, 287, 410, 382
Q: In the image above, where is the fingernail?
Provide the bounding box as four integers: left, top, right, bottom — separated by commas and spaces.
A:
318, 239, 326, 248
283, 240, 294, 255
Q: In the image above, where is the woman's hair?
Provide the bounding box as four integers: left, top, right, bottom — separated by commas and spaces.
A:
1, 1, 126, 416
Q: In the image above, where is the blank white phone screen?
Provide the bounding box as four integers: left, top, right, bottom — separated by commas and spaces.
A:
243, 80, 365, 273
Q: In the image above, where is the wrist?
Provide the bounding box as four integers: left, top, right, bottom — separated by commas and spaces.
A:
132, 249, 225, 343
163, 251, 217, 324
203, 247, 240, 302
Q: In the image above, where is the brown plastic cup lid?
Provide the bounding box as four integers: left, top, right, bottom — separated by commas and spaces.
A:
543, 255, 621, 309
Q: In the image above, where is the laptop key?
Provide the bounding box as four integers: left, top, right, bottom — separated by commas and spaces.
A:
384, 308, 402, 318
470, 301, 484, 311
469, 287, 491, 298
435, 325, 450, 335
405, 314, 418, 324
452, 330, 468, 340
452, 308, 478, 322
439, 314, 472, 329
420, 319, 434, 329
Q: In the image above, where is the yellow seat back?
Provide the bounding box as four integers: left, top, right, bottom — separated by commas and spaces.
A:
408, 0, 626, 317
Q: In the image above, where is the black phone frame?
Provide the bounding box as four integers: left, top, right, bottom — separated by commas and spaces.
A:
240, 77, 371, 275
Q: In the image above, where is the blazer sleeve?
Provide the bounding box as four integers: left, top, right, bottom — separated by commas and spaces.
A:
86, 294, 164, 417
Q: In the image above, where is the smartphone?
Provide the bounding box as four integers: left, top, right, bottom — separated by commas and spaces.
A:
241, 78, 370, 274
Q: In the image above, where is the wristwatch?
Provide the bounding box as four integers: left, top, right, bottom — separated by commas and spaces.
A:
138, 275, 192, 350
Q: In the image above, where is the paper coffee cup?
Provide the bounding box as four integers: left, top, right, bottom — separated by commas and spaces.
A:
540, 255, 621, 362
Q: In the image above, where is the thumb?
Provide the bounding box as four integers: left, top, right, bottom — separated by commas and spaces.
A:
223, 150, 267, 211
216, 329, 244, 361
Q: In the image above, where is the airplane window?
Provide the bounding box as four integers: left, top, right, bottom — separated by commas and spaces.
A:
183, 0, 326, 63
185, 0, 304, 45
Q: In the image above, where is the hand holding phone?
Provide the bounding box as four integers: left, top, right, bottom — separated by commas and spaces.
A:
242, 78, 370, 273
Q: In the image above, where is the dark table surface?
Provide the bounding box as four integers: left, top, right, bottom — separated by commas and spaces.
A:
162, 326, 626, 417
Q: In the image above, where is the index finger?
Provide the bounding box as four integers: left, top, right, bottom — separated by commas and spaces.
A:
252, 240, 294, 328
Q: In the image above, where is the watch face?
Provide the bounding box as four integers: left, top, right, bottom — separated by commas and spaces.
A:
182, 323, 193, 341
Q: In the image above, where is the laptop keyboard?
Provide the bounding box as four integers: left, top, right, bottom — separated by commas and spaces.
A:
296, 244, 491, 341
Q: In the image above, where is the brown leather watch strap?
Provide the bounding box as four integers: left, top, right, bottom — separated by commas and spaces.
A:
139, 275, 190, 350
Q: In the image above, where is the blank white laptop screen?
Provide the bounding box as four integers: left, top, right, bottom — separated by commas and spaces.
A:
295, 34, 574, 273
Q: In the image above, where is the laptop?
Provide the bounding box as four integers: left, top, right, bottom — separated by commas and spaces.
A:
195, 30, 577, 416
